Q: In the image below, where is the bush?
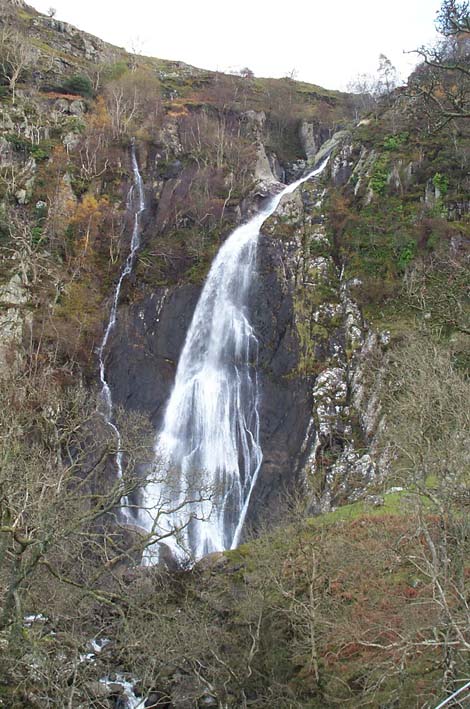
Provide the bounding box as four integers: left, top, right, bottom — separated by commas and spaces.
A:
370, 154, 390, 195
383, 132, 409, 151
102, 61, 128, 82
5, 133, 31, 153
62, 74, 93, 98
5, 135, 52, 161
432, 172, 449, 196
396, 239, 416, 271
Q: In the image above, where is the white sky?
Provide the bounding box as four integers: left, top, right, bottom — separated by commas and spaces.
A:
29, 0, 441, 90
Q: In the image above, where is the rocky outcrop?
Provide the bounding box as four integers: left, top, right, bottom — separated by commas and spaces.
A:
0, 273, 29, 371
31, 15, 121, 66
254, 142, 280, 192
249, 150, 387, 520
104, 135, 388, 534
242, 110, 283, 195
299, 120, 332, 162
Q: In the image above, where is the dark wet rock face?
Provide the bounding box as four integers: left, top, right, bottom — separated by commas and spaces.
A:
106, 285, 200, 429
247, 229, 313, 528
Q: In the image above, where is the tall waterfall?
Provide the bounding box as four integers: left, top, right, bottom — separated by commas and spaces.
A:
98, 145, 145, 506
141, 158, 329, 562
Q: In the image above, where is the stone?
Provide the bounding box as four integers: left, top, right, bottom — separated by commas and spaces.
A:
387, 163, 403, 192
82, 38, 98, 59
63, 131, 80, 151
299, 121, 333, 163
284, 159, 307, 182
379, 330, 391, 347
195, 551, 227, 573
254, 142, 280, 189
70, 99, 86, 117
160, 120, 183, 155
107, 285, 200, 431
241, 110, 266, 130
85, 681, 112, 699
331, 141, 353, 186
425, 179, 440, 207
313, 130, 350, 167
299, 120, 318, 161
158, 542, 181, 572
0, 112, 14, 132
268, 153, 284, 182
365, 494, 384, 507
0, 274, 30, 372
146, 690, 171, 707
275, 190, 303, 221
0, 136, 12, 164
55, 98, 71, 113
15, 188, 28, 205
162, 159, 183, 179
106, 682, 125, 695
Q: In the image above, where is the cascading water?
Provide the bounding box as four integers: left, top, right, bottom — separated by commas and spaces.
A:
141, 158, 329, 563
98, 144, 145, 515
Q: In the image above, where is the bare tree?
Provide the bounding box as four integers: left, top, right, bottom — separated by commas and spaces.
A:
437, 0, 470, 35
377, 54, 399, 95
104, 70, 161, 139
406, 0, 470, 130
347, 54, 399, 118
375, 334, 470, 696
347, 72, 380, 116
404, 253, 470, 336
0, 28, 34, 103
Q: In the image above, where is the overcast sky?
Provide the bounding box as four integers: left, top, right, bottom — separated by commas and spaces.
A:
29, 0, 441, 90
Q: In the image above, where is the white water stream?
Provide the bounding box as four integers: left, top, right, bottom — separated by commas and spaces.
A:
98, 144, 145, 516
141, 158, 329, 563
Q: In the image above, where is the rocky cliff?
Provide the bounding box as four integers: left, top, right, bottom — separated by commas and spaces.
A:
102, 132, 388, 536
1, 1, 470, 706
1, 0, 468, 537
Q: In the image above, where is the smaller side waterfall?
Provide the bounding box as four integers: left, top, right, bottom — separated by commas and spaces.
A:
140, 157, 329, 563
98, 145, 145, 505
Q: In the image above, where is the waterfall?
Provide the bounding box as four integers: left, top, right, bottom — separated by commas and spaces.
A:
98, 144, 145, 514
141, 158, 329, 563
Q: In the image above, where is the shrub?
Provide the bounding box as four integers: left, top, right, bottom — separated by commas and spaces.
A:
62, 74, 93, 98
102, 61, 128, 82
383, 132, 409, 151
5, 133, 31, 153
370, 155, 390, 195
5, 136, 52, 161
432, 172, 449, 196
396, 239, 416, 271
